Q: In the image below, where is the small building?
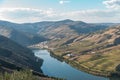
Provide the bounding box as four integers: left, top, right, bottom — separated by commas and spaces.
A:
66, 53, 75, 57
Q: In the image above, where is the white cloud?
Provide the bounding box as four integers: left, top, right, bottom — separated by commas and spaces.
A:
59, 0, 70, 4
60, 9, 120, 23
0, 8, 56, 23
103, 0, 120, 9
0, 8, 120, 23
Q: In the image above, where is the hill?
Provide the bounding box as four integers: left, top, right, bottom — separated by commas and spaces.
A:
46, 25, 120, 76
27, 19, 110, 39
0, 27, 48, 46
0, 35, 43, 72
0, 20, 111, 45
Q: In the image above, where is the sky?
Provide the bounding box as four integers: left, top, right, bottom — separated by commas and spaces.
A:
0, 0, 120, 23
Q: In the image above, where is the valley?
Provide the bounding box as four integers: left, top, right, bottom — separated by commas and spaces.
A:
34, 49, 109, 80
0, 20, 120, 80
1, 0, 120, 79
28, 20, 120, 78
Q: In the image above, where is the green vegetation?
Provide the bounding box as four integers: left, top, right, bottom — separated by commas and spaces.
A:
0, 70, 63, 80
0, 70, 65, 80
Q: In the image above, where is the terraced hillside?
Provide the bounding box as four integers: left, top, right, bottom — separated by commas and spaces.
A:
47, 25, 120, 76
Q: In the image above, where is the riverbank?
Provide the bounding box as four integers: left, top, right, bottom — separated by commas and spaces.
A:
48, 49, 118, 78
34, 49, 109, 80
31, 46, 120, 78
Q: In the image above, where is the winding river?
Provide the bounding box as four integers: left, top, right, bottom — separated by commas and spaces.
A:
33, 50, 119, 80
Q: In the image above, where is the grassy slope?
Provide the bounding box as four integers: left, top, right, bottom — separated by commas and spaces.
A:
47, 25, 120, 76
0, 35, 46, 78
0, 70, 56, 80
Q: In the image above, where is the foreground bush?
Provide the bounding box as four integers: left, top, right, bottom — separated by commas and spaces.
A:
0, 70, 39, 80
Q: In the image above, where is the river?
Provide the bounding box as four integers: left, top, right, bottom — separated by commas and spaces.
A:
33, 49, 119, 80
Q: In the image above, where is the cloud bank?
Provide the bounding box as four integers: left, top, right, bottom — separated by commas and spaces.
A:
0, 0, 120, 23
0, 8, 56, 23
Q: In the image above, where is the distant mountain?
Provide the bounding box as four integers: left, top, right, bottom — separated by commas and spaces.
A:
0, 22, 48, 46
0, 20, 118, 46
23, 19, 112, 39
0, 35, 43, 72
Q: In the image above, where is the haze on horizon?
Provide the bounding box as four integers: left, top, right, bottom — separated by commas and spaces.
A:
0, 0, 120, 23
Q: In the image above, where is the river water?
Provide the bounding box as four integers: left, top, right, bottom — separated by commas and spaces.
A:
33, 50, 119, 80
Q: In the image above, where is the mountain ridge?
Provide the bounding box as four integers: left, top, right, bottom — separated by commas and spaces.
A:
0, 19, 113, 46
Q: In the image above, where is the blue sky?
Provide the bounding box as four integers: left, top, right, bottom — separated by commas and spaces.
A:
0, 0, 120, 23
0, 0, 105, 10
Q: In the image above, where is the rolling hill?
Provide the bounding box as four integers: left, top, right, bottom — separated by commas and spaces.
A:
0, 23, 48, 46
26, 19, 110, 39
47, 25, 120, 76
0, 35, 43, 72
0, 20, 111, 44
